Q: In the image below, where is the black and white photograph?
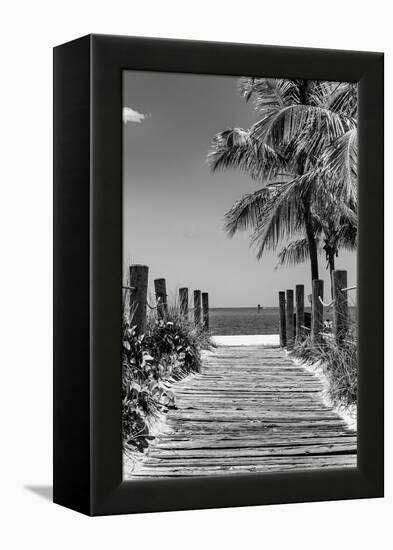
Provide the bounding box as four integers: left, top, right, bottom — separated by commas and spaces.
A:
1, 0, 389, 539
122, 71, 358, 479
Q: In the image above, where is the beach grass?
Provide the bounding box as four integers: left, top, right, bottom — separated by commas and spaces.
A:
291, 330, 357, 408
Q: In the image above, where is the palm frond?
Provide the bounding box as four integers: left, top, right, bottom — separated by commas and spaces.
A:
207, 127, 283, 180
309, 81, 357, 118
337, 222, 357, 250
224, 188, 273, 237
319, 128, 358, 203
238, 77, 256, 103
250, 104, 353, 164
250, 175, 312, 257
238, 78, 300, 112
276, 237, 311, 268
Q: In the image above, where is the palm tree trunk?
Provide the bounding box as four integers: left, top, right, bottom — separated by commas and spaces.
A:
304, 203, 319, 282
297, 78, 319, 285
299, 80, 320, 283
328, 250, 335, 299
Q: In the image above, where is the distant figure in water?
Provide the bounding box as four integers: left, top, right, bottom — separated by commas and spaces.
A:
257, 304, 261, 313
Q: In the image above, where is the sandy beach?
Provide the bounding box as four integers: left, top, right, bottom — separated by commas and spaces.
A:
211, 334, 280, 346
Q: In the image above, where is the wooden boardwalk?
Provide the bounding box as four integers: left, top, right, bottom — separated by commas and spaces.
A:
128, 345, 357, 478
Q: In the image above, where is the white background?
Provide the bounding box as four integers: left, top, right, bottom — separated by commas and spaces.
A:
0, 1, 390, 548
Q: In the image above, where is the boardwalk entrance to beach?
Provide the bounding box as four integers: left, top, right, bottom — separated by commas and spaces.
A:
128, 345, 357, 478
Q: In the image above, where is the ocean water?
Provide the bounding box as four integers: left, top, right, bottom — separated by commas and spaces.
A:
209, 307, 357, 336
210, 308, 280, 335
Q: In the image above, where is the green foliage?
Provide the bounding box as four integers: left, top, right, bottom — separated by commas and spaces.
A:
122, 311, 211, 453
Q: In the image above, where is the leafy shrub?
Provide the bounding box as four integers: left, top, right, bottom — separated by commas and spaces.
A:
122, 311, 211, 453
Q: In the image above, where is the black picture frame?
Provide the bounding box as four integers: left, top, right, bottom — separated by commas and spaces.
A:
53, 34, 384, 516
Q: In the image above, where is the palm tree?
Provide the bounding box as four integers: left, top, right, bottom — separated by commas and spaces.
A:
207, 78, 357, 285
276, 197, 357, 298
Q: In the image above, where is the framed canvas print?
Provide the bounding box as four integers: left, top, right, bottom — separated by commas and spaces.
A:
53, 34, 384, 516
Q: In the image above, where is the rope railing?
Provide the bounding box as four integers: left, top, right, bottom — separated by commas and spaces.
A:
318, 285, 357, 308
279, 270, 354, 349
125, 264, 210, 333
319, 296, 333, 307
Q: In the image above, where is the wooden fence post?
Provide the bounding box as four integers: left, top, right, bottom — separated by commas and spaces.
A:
179, 287, 188, 317
202, 292, 209, 330
286, 289, 294, 348
295, 284, 305, 343
278, 291, 286, 347
154, 278, 168, 320
333, 270, 348, 344
129, 264, 149, 334
311, 279, 324, 345
193, 290, 201, 325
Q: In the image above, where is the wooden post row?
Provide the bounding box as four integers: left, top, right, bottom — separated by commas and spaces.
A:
193, 290, 201, 325
278, 291, 286, 347
332, 270, 348, 344
202, 292, 209, 330
154, 278, 168, 320
179, 287, 188, 317
286, 289, 294, 348
311, 279, 324, 345
129, 264, 149, 335
295, 284, 304, 343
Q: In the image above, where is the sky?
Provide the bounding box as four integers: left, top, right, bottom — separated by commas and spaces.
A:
123, 71, 357, 308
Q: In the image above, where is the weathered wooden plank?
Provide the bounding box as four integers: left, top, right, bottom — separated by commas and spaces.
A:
136, 455, 356, 468
156, 437, 357, 449
311, 279, 324, 345
129, 264, 148, 333
125, 344, 357, 480
149, 444, 357, 459
132, 456, 356, 477
279, 291, 286, 347
202, 292, 209, 329
156, 440, 356, 450
333, 270, 349, 344
286, 289, 294, 347
296, 284, 305, 342
193, 290, 201, 325
154, 278, 168, 320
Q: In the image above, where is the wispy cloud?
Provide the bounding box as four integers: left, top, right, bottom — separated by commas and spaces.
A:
123, 106, 150, 124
